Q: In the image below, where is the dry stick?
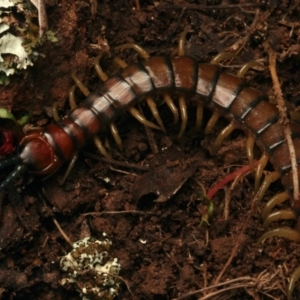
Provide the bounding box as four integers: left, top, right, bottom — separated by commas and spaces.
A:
173, 271, 277, 300
30, 0, 48, 36
228, 9, 270, 56
263, 41, 299, 205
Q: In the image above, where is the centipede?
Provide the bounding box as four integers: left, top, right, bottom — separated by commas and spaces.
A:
1, 29, 300, 298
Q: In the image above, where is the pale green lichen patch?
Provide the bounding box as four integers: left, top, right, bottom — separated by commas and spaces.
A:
60, 234, 121, 300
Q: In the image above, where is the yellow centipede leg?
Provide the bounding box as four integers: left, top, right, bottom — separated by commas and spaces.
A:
205, 111, 221, 135
110, 123, 123, 150
254, 153, 269, 192
214, 122, 237, 148
246, 135, 255, 171
113, 56, 166, 132
163, 93, 179, 124
93, 136, 112, 160
113, 56, 128, 68
71, 70, 90, 97
59, 152, 79, 186
263, 209, 297, 229
288, 266, 300, 300
114, 43, 150, 59
146, 97, 166, 132
94, 55, 109, 81
195, 103, 203, 132
258, 227, 300, 244
178, 26, 192, 56
68, 84, 77, 110
255, 170, 280, 205
237, 61, 264, 78
262, 191, 290, 221
128, 107, 162, 131
52, 102, 61, 122
178, 95, 188, 138
211, 52, 236, 65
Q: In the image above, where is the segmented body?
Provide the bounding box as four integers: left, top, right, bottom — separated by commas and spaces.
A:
3, 55, 298, 207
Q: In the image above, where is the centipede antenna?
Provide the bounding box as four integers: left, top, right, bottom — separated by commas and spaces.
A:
0, 155, 22, 169
0, 164, 26, 191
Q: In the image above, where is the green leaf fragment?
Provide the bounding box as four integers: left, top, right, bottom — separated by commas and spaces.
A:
0, 107, 16, 120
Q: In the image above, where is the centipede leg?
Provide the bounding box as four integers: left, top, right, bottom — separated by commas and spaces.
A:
59, 152, 79, 186
258, 227, 300, 243
94, 55, 124, 149
93, 136, 112, 159
288, 266, 300, 300
178, 26, 192, 56
263, 209, 297, 229
145, 97, 166, 132
113, 55, 165, 133
71, 70, 90, 97
52, 102, 61, 122
109, 123, 123, 150
254, 153, 269, 192
205, 111, 221, 135
255, 170, 280, 204
237, 61, 264, 78
128, 107, 162, 131
163, 94, 179, 124
71, 71, 113, 157
94, 55, 108, 81
210, 52, 236, 65
262, 191, 290, 220
214, 122, 237, 147
178, 95, 188, 138
114, 43, 150, 59
246, 135, 255, 170
195, 103, 203, 132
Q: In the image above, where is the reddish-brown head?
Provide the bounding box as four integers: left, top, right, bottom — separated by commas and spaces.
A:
18, 129, 63, 175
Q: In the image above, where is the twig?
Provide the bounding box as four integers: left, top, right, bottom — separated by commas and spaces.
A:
172, 270, 280, 300
83, 151, 149, 171
263, 40, 299, 205
82, 210, 149, 217
30, 0, 48, 36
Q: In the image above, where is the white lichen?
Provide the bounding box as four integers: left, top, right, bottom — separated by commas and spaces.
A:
60, 234, 121, 300
0, 0, 56, 82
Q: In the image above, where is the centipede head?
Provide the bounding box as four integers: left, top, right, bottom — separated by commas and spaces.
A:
0, 129, 64, 191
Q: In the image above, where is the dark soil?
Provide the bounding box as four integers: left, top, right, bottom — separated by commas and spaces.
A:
0, 0, 300, 299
